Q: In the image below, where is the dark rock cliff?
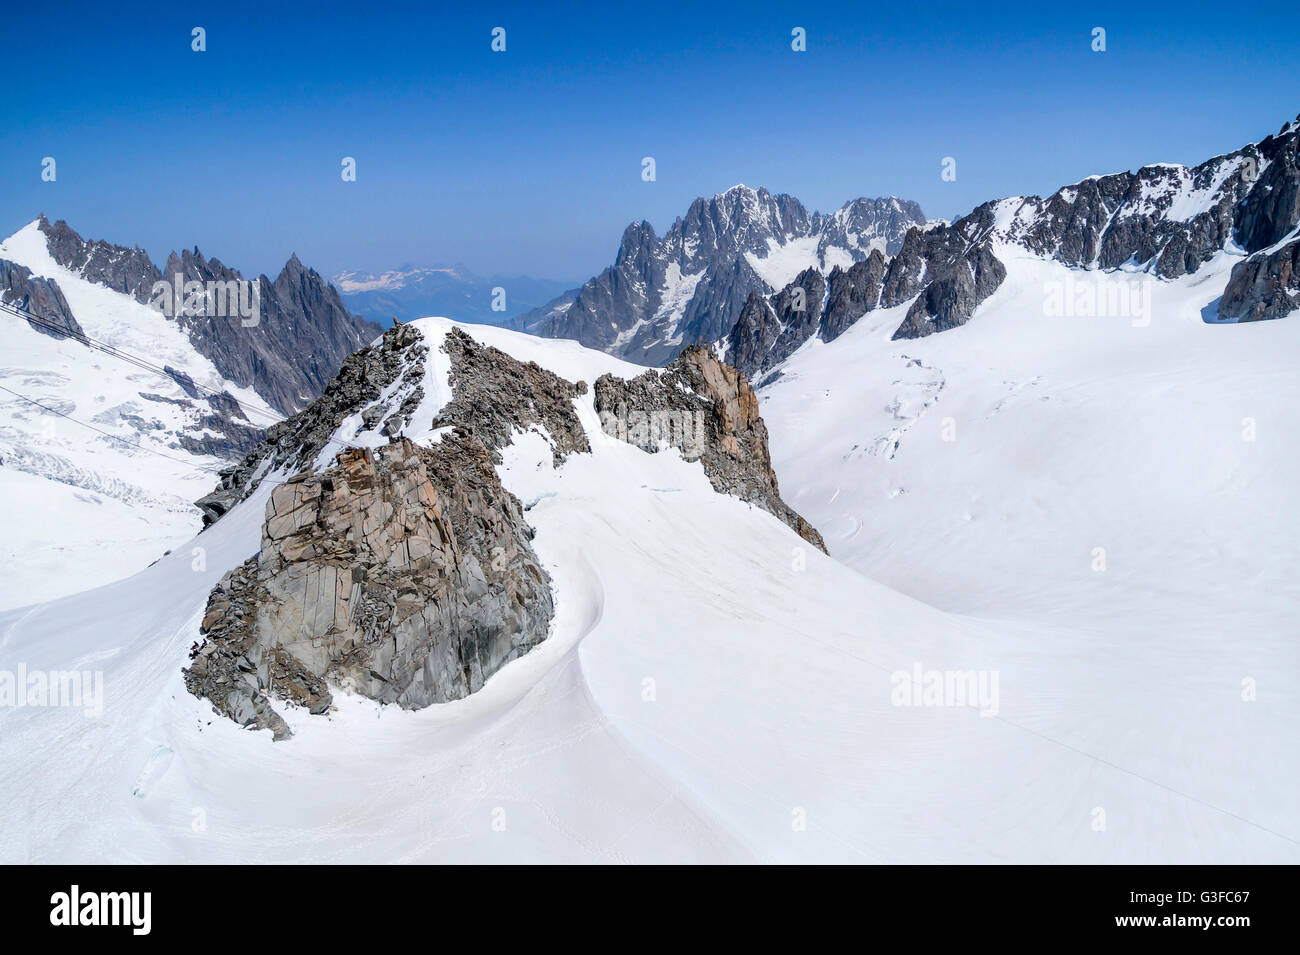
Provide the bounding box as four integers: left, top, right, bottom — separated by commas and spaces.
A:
0, 258, 85, 341
36, 216, 383, 414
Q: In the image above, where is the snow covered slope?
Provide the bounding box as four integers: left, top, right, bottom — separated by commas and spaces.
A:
2, 316, 1294, 863
758, 246, 1299, 858
0, 222, 277, 610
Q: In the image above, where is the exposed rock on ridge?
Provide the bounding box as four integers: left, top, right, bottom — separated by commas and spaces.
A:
158, 247, 383, 414
737, 113, 1300, 349
188, 321, 826, 737
1218, 235, 1300, 322
433, 327, 590, 462
38, 216, 161, 301
185, 437, 554, 738
593, 345, 826, 551
196, 322, 430, 525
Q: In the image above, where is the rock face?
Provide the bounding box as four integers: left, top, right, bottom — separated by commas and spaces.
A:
886, 232, 1007, 340
36, 216, 383, 414
1219, 237, 1300, 322
433, 327, 590, 462
38, 216, 161, 302
593, 345, 826, 552
726, 291, 782, 380
185, 437, 554, 738
522, 187, 925, 365
0, 258, 85, 341
196, 322, 430, 524
820, 250, 887, 344
726, 266, 832, 379
195, 324, 592, 525
159, 248, 384, 414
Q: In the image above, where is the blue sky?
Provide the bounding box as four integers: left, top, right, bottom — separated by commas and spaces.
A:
2, 0, 1296, 281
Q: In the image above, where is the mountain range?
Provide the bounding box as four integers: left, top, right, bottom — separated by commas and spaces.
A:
520, 189, 929, 364
723, 113, 1300, 378
334, 264, 575, 327
1, 112, 1297, 863
527, 115, 1299, 374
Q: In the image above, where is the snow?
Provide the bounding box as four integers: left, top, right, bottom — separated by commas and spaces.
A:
334, 267, 460, 293
610, 264, 706, 353
744, 235, 881, 292
0, 220, 280, 610
3, 289, 1295, 862
745, 236, 823, 290
759, 248, 1299, 860
1164, 157, 1247, 222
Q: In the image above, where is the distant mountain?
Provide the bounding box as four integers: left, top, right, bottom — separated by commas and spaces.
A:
0, 216, 382, 608
519, 186, 927, 365
31, 216, 382, 414
724, 112, 1300, 377
334, 264, 575, 327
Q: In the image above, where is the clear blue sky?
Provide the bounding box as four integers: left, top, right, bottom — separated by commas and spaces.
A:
2, 0, 1296, 282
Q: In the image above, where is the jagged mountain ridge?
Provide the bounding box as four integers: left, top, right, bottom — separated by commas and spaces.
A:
33, 216, 384, 414
0, 216, 378, 609
724, 113, 1300, 377
520, 187, 926, 365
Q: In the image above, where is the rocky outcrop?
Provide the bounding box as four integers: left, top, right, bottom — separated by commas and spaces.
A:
0, 258, 85, 342
875, 203, 1009, 341
1219, 236, 1300, 322
725, 267, 828, 379
594, 346, 826, 551
764, 267, 827, 369
524, 187, 925, 365
726, 250, 894, 376
820, 250, 887, 343
1217, 121, 1299, 255
726, 292, 782, 380
889, 240, 1007, 340
433, 327, 590, 462
188, 320, 829, 736
195, 323, 595, 525
196, 322, 430, 525
185, 436, 554, 738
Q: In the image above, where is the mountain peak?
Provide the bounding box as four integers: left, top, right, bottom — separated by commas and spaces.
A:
524, 186, 926, 365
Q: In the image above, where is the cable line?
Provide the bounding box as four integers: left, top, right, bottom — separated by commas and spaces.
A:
0, 382, 224, 473
0, 297, 287, 427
